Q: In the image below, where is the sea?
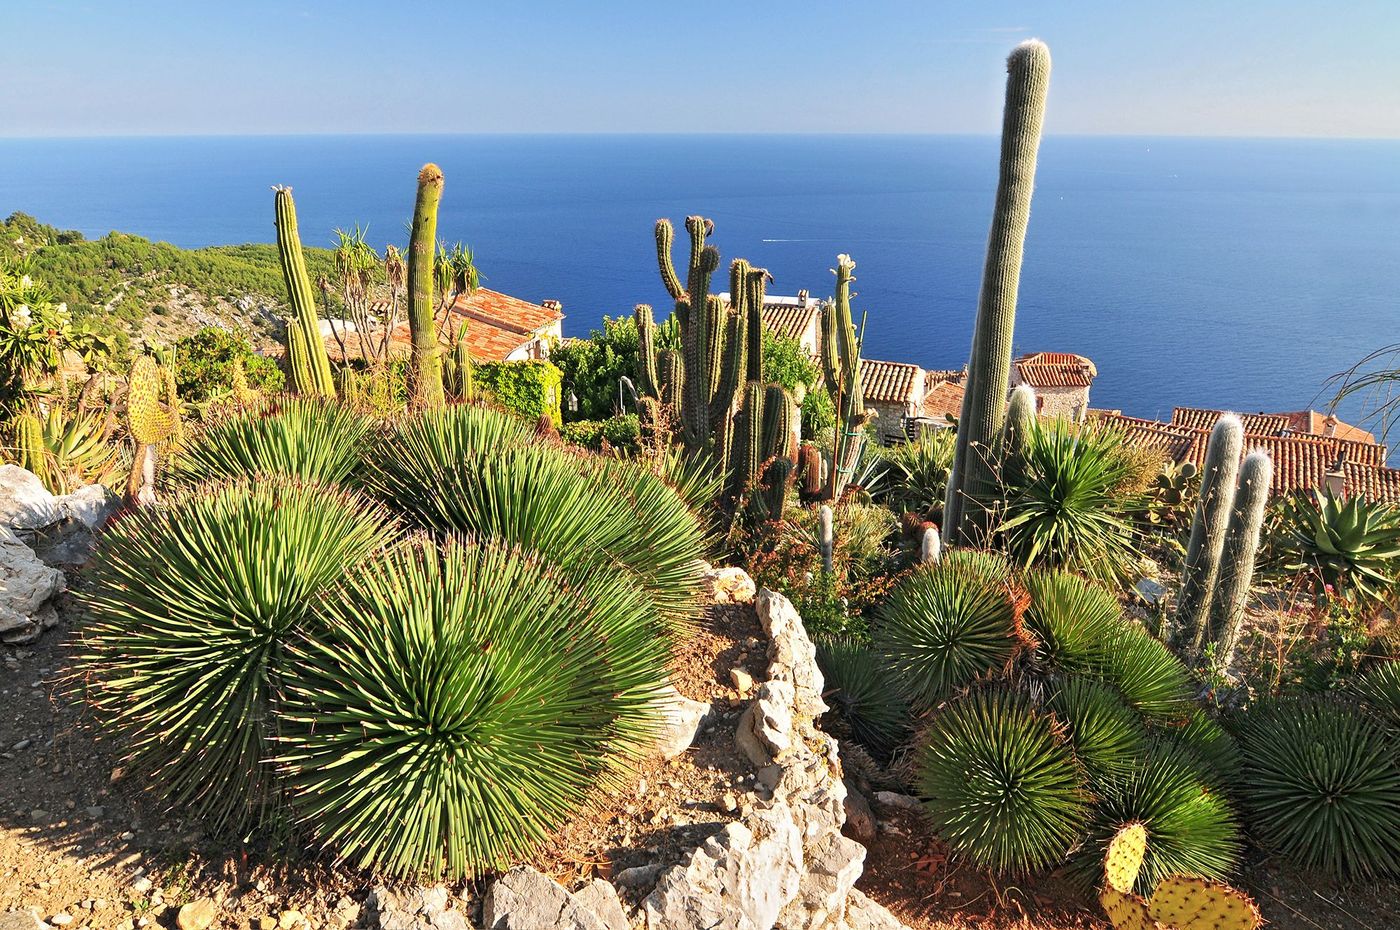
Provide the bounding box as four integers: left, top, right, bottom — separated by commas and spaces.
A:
2, 133, 1398, 440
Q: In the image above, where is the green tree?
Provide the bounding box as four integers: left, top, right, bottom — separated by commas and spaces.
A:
174, 327, 285, 403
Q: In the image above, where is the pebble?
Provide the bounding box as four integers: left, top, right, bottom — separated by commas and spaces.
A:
131, 877, 153, 894
29, 809, 48, 821
12, 738, 32, 750
49, 914, 73, 927
176, 897, 219, 930
278, 910, 305, 929
257, 917, 276, 930
721, 793, 739, 812
729, 668, 754, 693
86, 806, 105, 819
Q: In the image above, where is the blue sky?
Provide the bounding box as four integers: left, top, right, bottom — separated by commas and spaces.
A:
7, 0, 1399, 137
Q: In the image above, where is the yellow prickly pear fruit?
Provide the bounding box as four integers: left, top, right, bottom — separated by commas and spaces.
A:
1147, 875, 1261, 930
1098, 885, 1155, 930
126, 356, 178, 445
1105, 822, 1148, 893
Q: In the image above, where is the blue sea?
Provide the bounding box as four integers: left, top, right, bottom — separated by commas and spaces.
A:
2, 134, 1398, 438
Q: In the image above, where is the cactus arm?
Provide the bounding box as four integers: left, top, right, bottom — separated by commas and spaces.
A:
823, 255, 867, 501
407, 163, 446, 409
819, 504, 835, 574
635, 304, 661, 399
655, 219, 685, 301
273, 187, 335, 397
945, 40, 1051, 544
1176, 414, 1244, 656
1205, 450, 1272, 674
745, 268, 767, 384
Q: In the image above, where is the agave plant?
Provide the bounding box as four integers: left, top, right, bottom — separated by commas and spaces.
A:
1075, 739, 1242, 893
33, 401, 120, 494
1162, 709, 1241, 791
875, 549, 1022, 708
999, 418, 1146, 585
1273, 490, 1400, 604
170, 396, 375, 489
79, 479, 397, 831
1234, 697, 1400, 879
1352, 661, 1400, 728
871, 429, 957, 521
1046, 677, 1147, 778
813, 637, 910, 759
1021, 569, 1122, 676
277, 536, 670, 879
914, 687, 1090, 874
1093, 622, 1196, 723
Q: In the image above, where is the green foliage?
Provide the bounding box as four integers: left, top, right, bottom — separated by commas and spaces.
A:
550, 316, 641, 422
761, 330, 833, 439
870, 429, 957, 521
278, 536, 670, 879
1352, 661, 1400, 728
875, 549, 1020, 709
560, 414, 640, 452
814, 637, 910, 759
999, 418, 1146, 585
475, 360, 564, 426
1272, 490, 1400, 604
1234, 697, 1400, 879
80, 479, 396, 832
25, 401, 122, 494
1165, 709, 1241, 790
173, 327, 284, 402
1076, 739, 1242, 893
915, 687, 1090, 874
171, 397, 373, 489
1047, 677, 1147, 778
1094, 621, 1196, 722
1021, 569, 1122, 676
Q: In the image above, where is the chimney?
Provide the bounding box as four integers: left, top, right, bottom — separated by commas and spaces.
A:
542, 299, 563, 314
797, 289, 809, 309
1323, 415, 1338, 437
1324, 452, 1346, 497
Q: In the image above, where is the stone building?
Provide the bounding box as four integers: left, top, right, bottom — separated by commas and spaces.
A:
1010, 352, 1097, 421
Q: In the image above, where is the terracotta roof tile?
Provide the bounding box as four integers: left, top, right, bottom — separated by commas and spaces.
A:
1014, 352, 1096, 389
332, 287, 559, 363
1171, 406, 1378, 449
921, 380, 965, 423
925, 369, 965, 391
1172, 407, 1291, 435
861, 358, 923, 405
760, 302, 820, 342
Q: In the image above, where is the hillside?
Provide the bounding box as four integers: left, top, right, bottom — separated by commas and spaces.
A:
1, 212, 338, 354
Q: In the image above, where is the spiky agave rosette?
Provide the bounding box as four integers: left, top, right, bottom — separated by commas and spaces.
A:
275, 536, 672, 879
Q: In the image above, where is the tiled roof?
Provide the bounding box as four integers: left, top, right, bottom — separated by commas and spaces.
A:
451, 287, 563, 336
332, 287, 560, 363
1172, 407, 1291, 435
1014, 352, 1097, 389
861, 358, 924, 405
1091, 412, 1205, 463
925, 369, 965, 390
1171, 406, 1378, 449
1282, 409, 1377, 445
760, 302, 820, 342
921, 380, 965, 423
1342, 461, 1400, 503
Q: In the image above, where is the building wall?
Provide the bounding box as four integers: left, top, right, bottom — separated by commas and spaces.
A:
1031, 385, 1090, 421
867, 400, 914, 444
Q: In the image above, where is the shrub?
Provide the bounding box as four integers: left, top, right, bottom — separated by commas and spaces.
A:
79, 479, 396, 832
601, 413, 641, 450
170, 396, 374, 489
814, 637, 910, 758
549, 316, 640, 422
1046, 677, 1146, 778
999, 418, 1146, 585
1272, 490, 1400, 604
1234, 698, 1400, 879
1353, 661, 1400, 728
560, 419, 604, 448
876, 550, 1021, 709
1076, 739, 1242, 892
915, 688, 1090, 874
870, 429, 956, 522
174, 327, 284, 402
474, 359, 564, 426
278, 537, 670, 878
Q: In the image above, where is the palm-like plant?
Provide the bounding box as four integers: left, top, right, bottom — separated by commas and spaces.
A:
1234, 698, 1400, 879
328, 226, 383, 363
915, 687, 1090, 874
170, 396, 375, 490
79, 479, 397, 832
872, 429, 957, 521
277, 537, 670, 879
814, 637, 910, 759
875, 549, 1022, 708
1273, 490, 1400, 604
1076, 739, 1242, 893
999, 418, 1145, 585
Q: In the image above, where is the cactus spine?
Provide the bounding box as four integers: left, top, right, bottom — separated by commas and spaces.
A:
944, 40, 1052, 544
1206, 450, 1272, 673
273, 187, 335, 398
1175, 414, 1244, 656
1003, 383, 1037, 461
13, 412, 47, 486
408, 164, 446, 408
821, 254, 867, 501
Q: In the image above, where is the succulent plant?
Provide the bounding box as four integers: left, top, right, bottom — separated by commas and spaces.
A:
1204, 449, 1272, 673
124, 354, 179, 504
11, 410, 47, 485
1352, 661, 1400, 729
408, 164, 446, 408
1046, 677, 1147, 778
820, 254, 868, 502
1274, 489, 1400, 604
273, 187, 336, 398
1098, 823, 1261, 930
814, 637, 910, 759
1175, 415, 1243, 655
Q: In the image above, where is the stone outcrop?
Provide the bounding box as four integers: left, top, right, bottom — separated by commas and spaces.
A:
365, 886, 469, 930
0, 527, 65, 645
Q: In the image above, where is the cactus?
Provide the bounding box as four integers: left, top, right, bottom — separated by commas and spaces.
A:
756, 384, 795, 517
1003, 383, 1037, 460
1099, 824, 1260, 930
921, 525, 942, 565
1175, 415, 1244, 657
797, 442, 823, 502
819, 504, 834, 574
12, 412, 48, 485
335, 366, 362, 406
124, 355, 178, 505
944, 40, 1052, 544
820, 254, 868, 501
1205, 450, 1272, 674
734, 380, 765, 500
273, 187, 335, 398
408, 164, 446, 408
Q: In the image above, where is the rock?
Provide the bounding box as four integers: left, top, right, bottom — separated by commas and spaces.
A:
1135, 577, 1168, 605
755, 591, 827, 718
612, 864, 665, 891
653, 684, 710, 760
47, 915, 73, 927
644, 807, 804, 930
176, 899, 218, 930
0, 466, 60, 530
277, 911, 305, 930
130, 877, 153, 894
574, 879, 629, 930
0, 911, 45, 930
841, 781, 877, 844
0, 528, 64, 644
842, 890, 912, 930
734, 680, 795, 766
365, 887, 465, 930
730, 668, 754, 693
57, 483, 118, 532
703, 567, 756, 605
872, 791, 921, 812
483, 867, 609, 930
779, 834, 865, 930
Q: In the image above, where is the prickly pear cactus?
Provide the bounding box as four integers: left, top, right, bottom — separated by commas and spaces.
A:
1098, 824, 1260, 930
126, 356, 178, 446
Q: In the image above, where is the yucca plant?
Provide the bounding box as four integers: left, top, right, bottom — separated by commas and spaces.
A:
1352, 661, 1400, 728
277, 536, 670, 879
1234, 698, 1400, 879
1093, 621, 1196, 723
79, 479, 397, 832
871, 429, 957, 521
1021, 569, 1123, 677
170, 396, 375, 490
999, 418, 1146, 585
814, 637, 911, 759
1273, 490, 1400, 604
1075, 739, 1242, 893
1162, 709, 1241, 791
34, 402, 121, 493
1046, 677, 1147, 778
914, 687, 1090, 874
875, 549, 1022, 708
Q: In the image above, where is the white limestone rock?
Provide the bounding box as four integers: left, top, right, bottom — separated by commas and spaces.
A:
0, 527, 65, 644
703, 566, 757, 604
365, 886, 468, 930
0, 466, 60, 530
735, 679, 795, 766
780, 834, 866, 930
57, 483, 119, 532
841, 891, 912, 930
484, 867, 612, 930
653, 684, 711, 760
574, 879, 630, 930
755, 590, 827, 718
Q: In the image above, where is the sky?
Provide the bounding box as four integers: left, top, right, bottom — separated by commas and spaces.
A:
6, 0, 1400, 138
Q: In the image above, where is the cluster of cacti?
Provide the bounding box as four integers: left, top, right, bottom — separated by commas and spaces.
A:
124, 354, 179, 505
441, 336, 475, 403
273, 187, 336, 399
820, 254, 870, 501
1099, 824, 1260, 930
944, 40, 1052, 544
1172, 415, 1273, 672
636, 217, 796, 516
797, 442, 823, 502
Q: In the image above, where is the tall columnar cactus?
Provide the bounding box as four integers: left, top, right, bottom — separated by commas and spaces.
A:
734, 380, 766, 499
819, 504, 835, 574
273, 187, 336, 398
408, 164, 446, 409
797, 442, 823, 502
1206, 450, 1273, 674
944, 40, 1052, 544
1003, 384, 1037, 460
821, 254, 868, 501
124, 355, 178, 505
13, 412, 47, 485
334, 366, 362, 406
1175, 414, 1244, 656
